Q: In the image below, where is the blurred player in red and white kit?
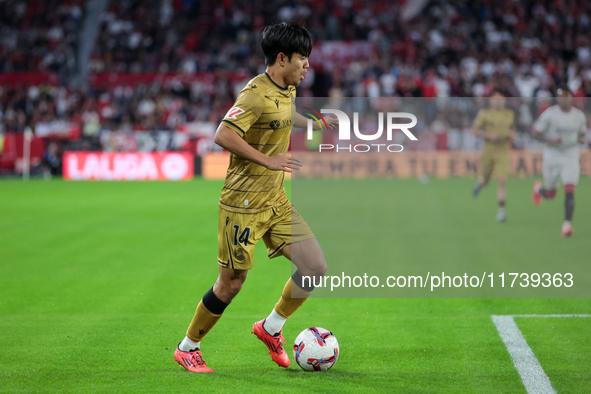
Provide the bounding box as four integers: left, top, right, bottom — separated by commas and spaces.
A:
531, 87, 587, 237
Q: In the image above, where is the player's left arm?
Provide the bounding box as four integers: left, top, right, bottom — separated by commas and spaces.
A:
472, 110, 499, 140
509, 128, 518, 143
508, 112, 517, 142
577, 113, 587, 144
293, 112, 338, 130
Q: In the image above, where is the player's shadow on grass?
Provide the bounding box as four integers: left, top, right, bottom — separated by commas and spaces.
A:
281, 368, 362, 376
209, 369, 398, 393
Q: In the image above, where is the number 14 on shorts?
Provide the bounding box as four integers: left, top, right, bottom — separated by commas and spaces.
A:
233, 225, 251, 247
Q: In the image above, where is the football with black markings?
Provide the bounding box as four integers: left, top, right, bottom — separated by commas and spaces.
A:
293, 327, 339, 371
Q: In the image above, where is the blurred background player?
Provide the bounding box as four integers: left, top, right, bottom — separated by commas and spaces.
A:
173, 22, 336, 373
531, 87, 587, 237
472, 90, 517, 222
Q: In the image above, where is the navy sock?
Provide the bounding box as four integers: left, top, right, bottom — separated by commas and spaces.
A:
565, 192, 574, 222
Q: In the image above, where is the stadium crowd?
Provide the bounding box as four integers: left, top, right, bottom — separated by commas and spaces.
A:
1, 0, 591, 156
86, 0, 591, 99
0, 0, 82, 74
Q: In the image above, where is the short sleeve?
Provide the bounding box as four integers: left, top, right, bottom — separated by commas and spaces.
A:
473, 109, 486, 129
221, 90, 265, 137
533, 108, 551, 134
578, 112, 587, 134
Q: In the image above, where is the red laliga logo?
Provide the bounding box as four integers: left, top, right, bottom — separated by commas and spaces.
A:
161, 153, 189, 181
226, 107, 245, 120
63, 152, 194, 181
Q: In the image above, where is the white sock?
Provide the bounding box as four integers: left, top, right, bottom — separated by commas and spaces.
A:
263, 309, 287, 336
563, 220, 571, 227
179, 336, 201, 352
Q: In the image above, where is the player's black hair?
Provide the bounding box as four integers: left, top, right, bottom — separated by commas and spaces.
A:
490, 88, 506, 97
556, 85, 573, 96
261, 22, 312, 65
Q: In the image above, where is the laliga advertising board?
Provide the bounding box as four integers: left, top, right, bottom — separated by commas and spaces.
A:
63, 152, 194, 181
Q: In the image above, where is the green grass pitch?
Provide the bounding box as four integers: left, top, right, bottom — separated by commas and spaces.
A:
1, 177, 589, 393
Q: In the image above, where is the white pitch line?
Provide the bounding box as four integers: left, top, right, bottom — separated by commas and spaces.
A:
492, 314, 591, 392
491, 315, 556, 394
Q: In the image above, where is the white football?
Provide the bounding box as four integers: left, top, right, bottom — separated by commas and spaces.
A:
293, 327, 339, 371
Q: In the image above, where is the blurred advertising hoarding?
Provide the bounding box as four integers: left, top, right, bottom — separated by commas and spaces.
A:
202, 151, 591, 180
63, 151, 194, 181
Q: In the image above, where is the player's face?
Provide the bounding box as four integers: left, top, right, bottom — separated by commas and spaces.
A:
557, 91, 572, 112
490, 93, 505, 110
286, 53, 309, 87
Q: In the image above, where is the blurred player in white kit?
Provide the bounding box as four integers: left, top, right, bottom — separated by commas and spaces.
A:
531, 87, 587, 237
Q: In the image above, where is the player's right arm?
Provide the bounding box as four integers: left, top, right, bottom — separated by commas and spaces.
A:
214, 125, 301, 172
531, 129, 557, 144
215, 88, 302, 172
532, 132, 561, 146
532, 107, 561, 146
472, 110, 499, 141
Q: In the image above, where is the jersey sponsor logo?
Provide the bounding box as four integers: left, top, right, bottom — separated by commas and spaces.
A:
270, 119, 292, 130
226, 107, 245, 120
